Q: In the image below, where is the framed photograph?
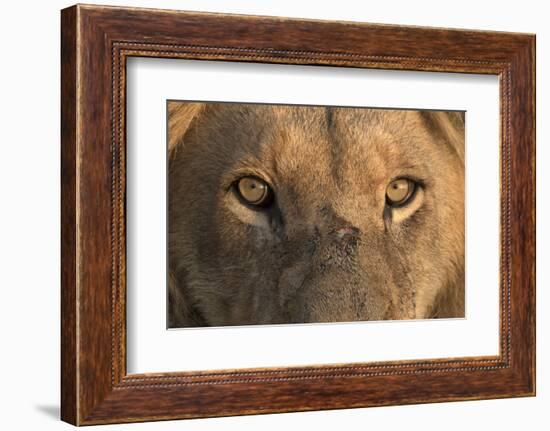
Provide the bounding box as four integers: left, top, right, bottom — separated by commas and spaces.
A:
61, 4, 535, 425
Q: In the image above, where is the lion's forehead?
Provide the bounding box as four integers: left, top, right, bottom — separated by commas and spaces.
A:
213, 105, 416, 168
247, 106, 424, 193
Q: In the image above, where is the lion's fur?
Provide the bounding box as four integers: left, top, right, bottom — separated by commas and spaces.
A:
168, 102, 465, 327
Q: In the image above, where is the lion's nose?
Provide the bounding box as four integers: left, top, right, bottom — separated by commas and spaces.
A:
331, 226, 360, 244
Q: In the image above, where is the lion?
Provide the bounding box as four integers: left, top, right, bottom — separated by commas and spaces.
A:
167, 102, 465, 328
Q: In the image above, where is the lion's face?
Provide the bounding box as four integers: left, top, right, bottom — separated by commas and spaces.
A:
168, 103, 464, 327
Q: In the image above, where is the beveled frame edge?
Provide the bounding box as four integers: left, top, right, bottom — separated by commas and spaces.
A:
61, 4, 535, 426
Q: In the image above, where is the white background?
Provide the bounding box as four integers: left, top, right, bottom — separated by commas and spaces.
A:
0, 0, 547, 430
127, 60, 500, 373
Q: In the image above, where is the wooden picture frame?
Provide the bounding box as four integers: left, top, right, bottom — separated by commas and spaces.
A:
61, 4, 535, 425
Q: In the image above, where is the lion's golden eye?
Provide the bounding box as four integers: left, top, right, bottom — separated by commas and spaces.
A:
237, 176, 272, 206
386, 178, 415, 206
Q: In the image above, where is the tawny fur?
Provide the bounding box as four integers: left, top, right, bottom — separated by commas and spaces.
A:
168, 102, 465, 327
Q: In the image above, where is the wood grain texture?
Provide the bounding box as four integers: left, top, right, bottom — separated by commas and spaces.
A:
60, 5, 78, 425
60, 4, 536, 425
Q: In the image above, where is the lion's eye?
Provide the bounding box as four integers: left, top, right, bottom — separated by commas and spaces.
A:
386, 178, 415, 206
237, 176, 272, 206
